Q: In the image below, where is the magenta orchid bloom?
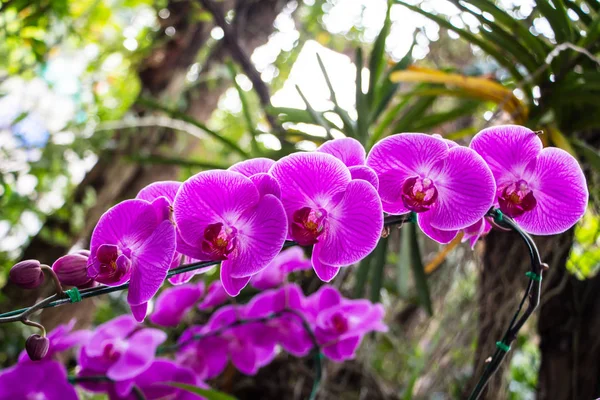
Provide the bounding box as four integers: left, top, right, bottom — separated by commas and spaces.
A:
78, 315, 167, 397
18, 319, 91, 363
88, 198, 176, 321
137, 180, 214, 285
179, 305, 276, 377
108, 359, 207, 400
173, 170, 288, 296
205, 305, 277, 375
150, 281, 205, 327
270, 152, 383, 282
245, 284, 314, 357
305, 285, 387, 362
470, 125, 588, 235
251, 246, 311, 290
176, 333, 229, 380
317, 137, 379, 189
0, 360, 78, 400
229, 157, 281, 198
461, 218, 492, 249
197, 280, 229, 310
367, 133, 496, 244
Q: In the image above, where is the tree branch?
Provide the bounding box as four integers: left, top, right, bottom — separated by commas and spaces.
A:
198, 0, 287, 138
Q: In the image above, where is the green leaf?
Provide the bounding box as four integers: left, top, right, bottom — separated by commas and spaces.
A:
369, 84, 422, 147
394, 1, 531, 99
315, 53, 357, 137
370, 39, 415, 125
294, 85, 335, 138
572, 138, 600, 171
167, 383, 237, 400
136, 97, 250, 159
536, 0, 575, 43
367, 0, 392, 105
126, 154, 229, 170
461, 0, 550, 59
391, 96, 436, 134
402, 223, 433, 316
354, 253, 373, 298
355, 47, 369, 143
450, 0, 540, 73
396, 234, 410, 298
369, 237, 389, 303
565, 0, 593, 26
226, 62, 259, 154
412, 100, 481, 132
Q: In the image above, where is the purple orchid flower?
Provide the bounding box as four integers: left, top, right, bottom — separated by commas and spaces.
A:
245, 284, 314, 357
150, 281, 205, 327
173, 170, 288, 296
177, 333, 230, 380
204, 305, 277, 375
251, 246, 311, 290
461, 218, 492, 249
0, 360, 78, 400
270, 152, 383, 282
78, 315, 167, 397
137, 180, 214, 285
304, 285, 387, 362
197, 280, 229, 310
317, 137, 379, 189
104, 359, 207, 400
18, 319, 92, 363
228, 157, 281, 198
88, 198, 176, 321
470, 125, 588, 235
366, 133, 496, 244
178, 305, 275, 377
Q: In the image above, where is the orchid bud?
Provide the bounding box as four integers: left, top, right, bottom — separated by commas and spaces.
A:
25, 334, 49, 361
9, 260, 44, 289
52, 253, 92, 287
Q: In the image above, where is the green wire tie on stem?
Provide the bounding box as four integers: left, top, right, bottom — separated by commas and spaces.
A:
408, 211, 417, 223
525, 271, 542, 282
495, 341, 511, 353
65, 288, 82, 303
493, 209, 504, 224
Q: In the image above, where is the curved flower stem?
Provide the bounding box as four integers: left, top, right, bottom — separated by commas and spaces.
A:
41, 264, 64, 296
467, 209, 545, 400
22, 318, 46, 337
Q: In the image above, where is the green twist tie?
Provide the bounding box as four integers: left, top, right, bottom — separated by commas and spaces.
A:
65, 288, 82, 303
496, 341, 511, 352
408, 212, 417, 223
525, 271, 542, 282
493, 209, 504, 223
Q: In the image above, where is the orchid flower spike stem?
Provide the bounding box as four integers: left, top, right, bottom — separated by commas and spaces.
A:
21, 319, 46, 337
40, 264, 64, 297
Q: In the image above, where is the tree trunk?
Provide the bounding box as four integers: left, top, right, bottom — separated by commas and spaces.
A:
536, 251, 600, 399
466, 228, 575, 399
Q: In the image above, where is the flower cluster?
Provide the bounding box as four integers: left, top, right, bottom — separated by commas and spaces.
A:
5, 125, 587, 372
9, 126, 588, 322
175, 283, 386, 379
2, 124, 589, 399
0, 282, 385, 399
